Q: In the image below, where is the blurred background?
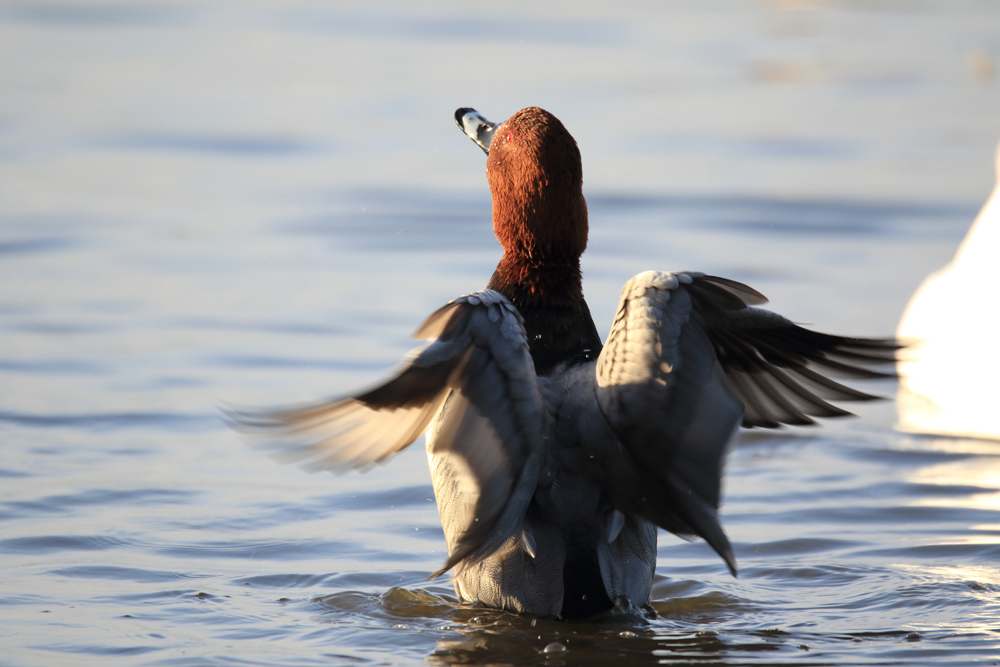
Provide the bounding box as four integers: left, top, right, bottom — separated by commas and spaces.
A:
2, 1, 1000, 665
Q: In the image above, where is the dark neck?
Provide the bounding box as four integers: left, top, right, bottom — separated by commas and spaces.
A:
487, 253, 603, 375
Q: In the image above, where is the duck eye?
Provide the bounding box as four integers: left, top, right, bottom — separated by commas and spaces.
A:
507, 133, 512, 142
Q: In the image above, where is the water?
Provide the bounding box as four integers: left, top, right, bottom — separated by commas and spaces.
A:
3, 1, 1000, 664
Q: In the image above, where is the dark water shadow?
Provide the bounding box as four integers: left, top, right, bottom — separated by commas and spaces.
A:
0, 358, 108, 374
0, 410, 217, 432
0, 237, 79, 256
0, 487, 196, 521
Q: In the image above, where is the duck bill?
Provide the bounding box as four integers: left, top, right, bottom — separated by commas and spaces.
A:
454, 108, 497, 154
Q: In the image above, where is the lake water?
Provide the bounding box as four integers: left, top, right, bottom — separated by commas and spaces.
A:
3, 1, 1000, 665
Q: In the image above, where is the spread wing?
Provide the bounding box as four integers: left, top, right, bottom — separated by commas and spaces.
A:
596, 271, 743, 574
595, 271, 898, 574
226, 290, 545, 576
683, 274, 899, 428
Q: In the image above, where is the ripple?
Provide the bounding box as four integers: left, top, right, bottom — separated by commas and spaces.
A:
0, 410, 217, 432
155, 538, 421, 563
0, 358, 108, 374
736, 537, 862, 557
378, 587, 457, 618
4, 321, 112, 334
320, 484, 436, 511
652, 590, 758, 623
49, 565, 209, 583
732, 480, 997, 505
587, 193, 974, 240
97, 588, 230, 604
210, 354, 389, 372
233, 573, 333, 589
738, 564, 869, 586
855, 542, 1000, 561
846, 445, 978, 467
0, 237, 78, 256
33, 642, 160, 657
1, 488, 195, 522
0, 593, 47, 606
323, 571, 442, 591
174, 316, 349, 336
739, 504, 1000, 526
0, 534, 131, 554
169, 486, 436, 533
2, 488, 196, 519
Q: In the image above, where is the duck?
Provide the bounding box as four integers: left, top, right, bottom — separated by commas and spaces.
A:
896, 139, 1000, 441
229, 106, 898, 619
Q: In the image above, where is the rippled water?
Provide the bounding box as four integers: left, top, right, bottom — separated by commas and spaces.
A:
4, 2, 1000, 665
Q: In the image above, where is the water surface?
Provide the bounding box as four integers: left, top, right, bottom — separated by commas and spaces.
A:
3, 1, 1000, 665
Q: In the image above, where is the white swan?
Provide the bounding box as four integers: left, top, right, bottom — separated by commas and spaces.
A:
897, 139, 1000, 440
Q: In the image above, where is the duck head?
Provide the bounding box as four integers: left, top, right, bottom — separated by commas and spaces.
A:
455, 107, 589, 271
455, 107, 602, 373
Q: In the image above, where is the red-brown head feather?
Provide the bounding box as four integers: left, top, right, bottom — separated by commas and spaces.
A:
487, 107, 588, 263
478, 107, 603, 372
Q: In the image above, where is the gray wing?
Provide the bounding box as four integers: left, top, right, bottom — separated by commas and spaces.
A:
226, 290, 545, 576
595, 271, 899, 574
422, 294, 546, 577
596, 271, 743, 574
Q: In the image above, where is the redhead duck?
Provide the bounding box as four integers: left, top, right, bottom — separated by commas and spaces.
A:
897, 139, 1000, 440
231, 107, 897, 619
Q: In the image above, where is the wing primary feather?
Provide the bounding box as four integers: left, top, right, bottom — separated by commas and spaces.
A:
760, 364, 857, 416
725, 370, 782, 428
745, 369, 818, 426
687, 277, 898, 428
762, 334, 898, 370
800, 354, 896, 380
687, 279, 751, 311
785, 364, 882, 402
699, 275, 769, 305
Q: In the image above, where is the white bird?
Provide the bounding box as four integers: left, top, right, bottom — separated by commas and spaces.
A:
229, 107, 897, 618
897, 140, 1000, 441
